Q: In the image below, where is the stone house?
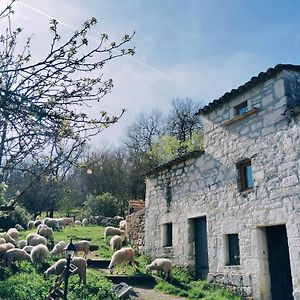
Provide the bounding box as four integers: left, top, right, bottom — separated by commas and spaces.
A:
144, 64, 300, 300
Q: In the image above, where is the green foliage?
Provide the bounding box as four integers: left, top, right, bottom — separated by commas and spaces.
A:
84, 192, 118, 217
0, 182, 8, 205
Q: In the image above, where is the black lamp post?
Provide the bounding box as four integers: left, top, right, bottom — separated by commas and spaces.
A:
63, 238, 76, 300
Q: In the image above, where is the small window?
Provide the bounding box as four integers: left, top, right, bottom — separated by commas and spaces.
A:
166, 181, 172, 205
163, 223, 173, 247
237, 159, 253, 191
226, 234, 240, 266
234, 101, 248, 116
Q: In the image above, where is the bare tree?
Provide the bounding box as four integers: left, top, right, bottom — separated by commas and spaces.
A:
0, 1, 135, 190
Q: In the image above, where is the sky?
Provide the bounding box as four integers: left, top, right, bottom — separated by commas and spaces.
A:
1, 0, 300, 148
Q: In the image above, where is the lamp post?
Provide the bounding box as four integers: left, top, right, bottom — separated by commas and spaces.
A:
63, 238, 76, 300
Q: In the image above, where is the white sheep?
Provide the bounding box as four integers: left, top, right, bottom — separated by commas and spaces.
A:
23, 245, 34, 254
0, 237, 6, 244
4, 248, 30, 267
50, 241, 67, 256
3, 233, 17, 246
26, 233, 47, 246
43, 217, 59, 230
30, 244, 48, 264
44, 257, 87, 284
74, 240, 90, 259
15, 224, 25, 231
104, 226, 126, 244
108, 247, 136, 274
27, 220, 35, 230
56, 218, 67, 228
18, 240, 27, 249
38, 226, 54, 241
64, 217, 74, 226
109, 235, 122, 252
37, 223, 48, 233
7, 228, 19, 241
82, 218, 89, 226
74, 220, 82, 226
119, 220, 127, 231
114, 216, 124, 223
146, 258, 172, 279
0, 243, 15, 259
34, 220, 42, 227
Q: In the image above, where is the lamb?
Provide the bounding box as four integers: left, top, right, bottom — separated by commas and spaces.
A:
82, 218, 89, 226
26, 233, 47, 246
38, 226, 54, 241
0, 243, 15, 259
43, 217, 59, 230
23, 245, 34, 254
50, 241, 67, 256
104, 226, 126, 244
146, 258, 172, 279
74, 220, 82, 226
4, 248, 30, 267
109, 235, 122, 252
7, 228, 19, 241
44, 257, 87, 284
30, 244, 48, 264
119, 220, 127, 231
74, 240, 90, 259
18, 240, 27, 249
108, 247, 136, 274
15, 224, 25, 231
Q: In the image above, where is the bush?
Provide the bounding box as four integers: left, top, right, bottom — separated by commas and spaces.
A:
0, 205, 30, 231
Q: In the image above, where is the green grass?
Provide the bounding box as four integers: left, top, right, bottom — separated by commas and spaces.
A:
17, 225, 241, 299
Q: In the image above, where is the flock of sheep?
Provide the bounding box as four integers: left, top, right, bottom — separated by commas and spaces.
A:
0, 216, 173, 286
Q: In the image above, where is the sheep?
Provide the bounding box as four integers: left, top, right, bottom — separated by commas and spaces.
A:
38, 226, 54, 241
74, 220, 82, 226
4, 248, 30, 267
3, 233, 17, 246
104, 226, 126, 244
50, 241, 67, 256
15, 224, 25, 231
37, 223, 48, 233
114, 216, 124, 224
26, 233, 47, 246
23, 245, 34, 254
43, 217, 59, 230
82, 218, 89, 226
0, 243, 15, 259
27, 220, 35, 230
74, 240, 90, 259
109, 235, 122, 252
56, 218, 67, 228
30, 244, 48, 264
146, 258, 172, 279
0, 237, 6, 244
119, 220, 127, 231
44, 257, 87, 284
7, 228, 19, 241
108, 247, 136, 274
34, 220, 42, 227
18, 240, 27, 249
64, 217, 74, 226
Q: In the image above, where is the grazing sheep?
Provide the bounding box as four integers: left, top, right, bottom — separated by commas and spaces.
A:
104, 226, 126, 244
108, 247, 136, 274
0, 243, 15, 259
74, 220, 82, 226
3, 233, 17, 246
82, 218, 89, 226
23, 245, 34, 254
4, 248, 30, 267
34, 220, 42, 227
119, 220, 127, 231
43, 218, 59, 230
27, 220, 35, 230
18, 240, 27, 249
64, 217, 74, 226
37, 223, 48, 233
0, 237, 6, 244
38, 226, 54, 241
50, 241, 67, 256
146, 258, 172, 279
114, 216, 124, 224
7, 228, 19, 242
74, 240, 90, 259
109, 235, 122, 252
30, 244, 48, 264
44, 257, 87, 284
26, 233, 47, 246
15, 224, 25, 231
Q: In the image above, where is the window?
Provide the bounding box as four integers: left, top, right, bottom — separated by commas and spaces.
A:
234, 101, 248, 116
237, 159, 254, 191
163, 223, 173, 247
226, 234, 240, 265
166, 181, 172, 205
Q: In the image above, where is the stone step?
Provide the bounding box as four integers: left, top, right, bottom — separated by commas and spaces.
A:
105, 274, 156, 288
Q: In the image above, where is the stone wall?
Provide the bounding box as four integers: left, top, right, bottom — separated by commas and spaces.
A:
126, 208, 145, 254
144, 69, 300, 300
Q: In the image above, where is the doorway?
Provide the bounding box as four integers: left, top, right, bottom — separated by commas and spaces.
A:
266, 225, 293, 300
193, 216, 209, 279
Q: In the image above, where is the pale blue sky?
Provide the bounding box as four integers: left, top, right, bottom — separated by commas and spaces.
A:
2, 0, 300, 147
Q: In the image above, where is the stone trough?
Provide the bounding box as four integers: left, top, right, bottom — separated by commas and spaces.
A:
106, 274, 156, 288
